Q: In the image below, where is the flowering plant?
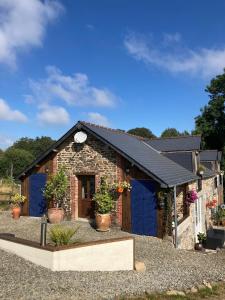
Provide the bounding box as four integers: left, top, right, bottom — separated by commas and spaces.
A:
186, 189, 198, 204
11, 193, 26, 207
112, 181, 132, 193
206, 198, 217, 209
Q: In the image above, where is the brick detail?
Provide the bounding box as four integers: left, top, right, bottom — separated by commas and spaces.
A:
70, 174, 78, 220
52, 154, 58, 174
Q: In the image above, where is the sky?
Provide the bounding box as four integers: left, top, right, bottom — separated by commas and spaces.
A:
0, 0, 225, 149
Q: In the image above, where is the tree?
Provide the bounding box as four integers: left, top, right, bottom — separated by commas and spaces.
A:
127, 127, 156, 139
161, 128, 180, 137
195, 69, 225, 174
10, 136, 55, 157
195, 70, 225, 152
0, 148, 34, 178
161, 128, 190, 137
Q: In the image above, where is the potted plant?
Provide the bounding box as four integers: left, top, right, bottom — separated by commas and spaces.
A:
195, 232, 207, 251
93, 177, 114, 232
11, 193, 26, 219
186, 189, 198, 205
43, 167, 68, 224
113, 181, 132, 194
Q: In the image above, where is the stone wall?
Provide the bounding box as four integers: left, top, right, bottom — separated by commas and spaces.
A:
177, 177, 216, 249
56, 132, 119, 218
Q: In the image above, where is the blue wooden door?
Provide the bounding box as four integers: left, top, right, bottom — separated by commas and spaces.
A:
131, 179, 157, 236
29, 173, 47, 217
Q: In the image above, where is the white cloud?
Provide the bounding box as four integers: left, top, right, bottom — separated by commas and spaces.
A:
86, 24, 95, 31
87, 112, 110, 127
0, 0, 63, 67
0, 98, 27, 122
163, 33, 181, 45
0, 134, 14, 149
37, 105, 70, 125
27, 65, 117, 107
124, 32, 225, 78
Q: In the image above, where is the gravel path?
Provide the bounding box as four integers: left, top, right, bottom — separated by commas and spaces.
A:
1, 212, 225, 299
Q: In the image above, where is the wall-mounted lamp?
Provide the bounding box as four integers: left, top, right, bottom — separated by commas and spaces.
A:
45, 166, 49, 174
125, 168, 130, 174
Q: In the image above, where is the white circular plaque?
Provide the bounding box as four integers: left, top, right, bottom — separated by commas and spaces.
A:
74, 131, 87, 143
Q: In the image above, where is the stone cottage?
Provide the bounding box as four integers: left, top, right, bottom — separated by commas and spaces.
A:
19, 121, 224, 249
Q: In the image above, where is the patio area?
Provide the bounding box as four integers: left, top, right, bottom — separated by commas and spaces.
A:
1, 212, 225, 299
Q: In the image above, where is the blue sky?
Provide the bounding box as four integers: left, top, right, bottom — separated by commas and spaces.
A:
0, 0, 225, 149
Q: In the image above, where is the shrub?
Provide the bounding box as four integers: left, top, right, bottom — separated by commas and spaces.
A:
93, 177, 114, 214
49, 225, 79, 246
43, 166, 68, 208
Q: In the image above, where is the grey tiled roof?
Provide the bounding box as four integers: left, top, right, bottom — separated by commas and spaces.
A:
145, 136, 201, 152
18, 121, 199, 187
200, 150, 222, 161
81, 122, 198, 187
201, 167, 216, 179
163, 152, 193, 172
202, 161, 213, 170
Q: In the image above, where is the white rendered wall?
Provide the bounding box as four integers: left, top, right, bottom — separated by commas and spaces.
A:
0, 238, 134, 271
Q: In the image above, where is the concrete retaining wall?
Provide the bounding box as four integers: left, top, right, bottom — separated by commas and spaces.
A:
0, 236, 134, 271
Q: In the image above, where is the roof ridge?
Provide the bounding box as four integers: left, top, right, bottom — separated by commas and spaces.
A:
149, 134, 201, 141
200, 149, 218, 152
79, 121, 147, 140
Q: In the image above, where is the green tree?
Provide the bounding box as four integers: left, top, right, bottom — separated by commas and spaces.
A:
195, 69, 225, 173
10, 136, 55, 157
161, 128, 190, 137
0, 148, 34, 178
161, 128, 180, 137
127, 127, 156, 139
195, 71, 225, 152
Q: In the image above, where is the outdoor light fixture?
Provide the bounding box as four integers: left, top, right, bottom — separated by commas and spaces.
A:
45, 166, 49, 173
40, 214, 47, 247
125, 168, 130, 174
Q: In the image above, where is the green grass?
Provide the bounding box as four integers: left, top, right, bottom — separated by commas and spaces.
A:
120, 283, 223, 300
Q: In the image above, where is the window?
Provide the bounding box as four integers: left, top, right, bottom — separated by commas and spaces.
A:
219, 175, 223, 185
81, 175, 95, 200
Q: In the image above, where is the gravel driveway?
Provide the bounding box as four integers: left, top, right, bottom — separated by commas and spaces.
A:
1, 212, 225, 300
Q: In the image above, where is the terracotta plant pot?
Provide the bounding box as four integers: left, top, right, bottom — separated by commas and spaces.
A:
95, 213, 111, 232
12, 206, 21, 219
117, 187, 124, 193
48, 208, 64, 224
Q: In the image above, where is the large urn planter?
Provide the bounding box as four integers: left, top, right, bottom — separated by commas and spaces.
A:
48, 208, 64, 224
12, 206, 21, 220
95, 213, 111, 232
43, 167, 68, 224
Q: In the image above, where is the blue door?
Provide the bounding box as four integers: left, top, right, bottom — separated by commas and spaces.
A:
29, 173, 47, 217
131, 179, 157, 236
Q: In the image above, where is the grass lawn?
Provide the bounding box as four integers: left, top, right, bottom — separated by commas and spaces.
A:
123, 282, 225, 299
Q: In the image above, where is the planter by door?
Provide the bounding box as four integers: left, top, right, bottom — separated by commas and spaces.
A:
12, 207, 21, 219
29, 173, 47, 217
95, 213, 111, 231
78, 175, 95, 218
131, 179, 157, 236
48, 208, 64, 224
